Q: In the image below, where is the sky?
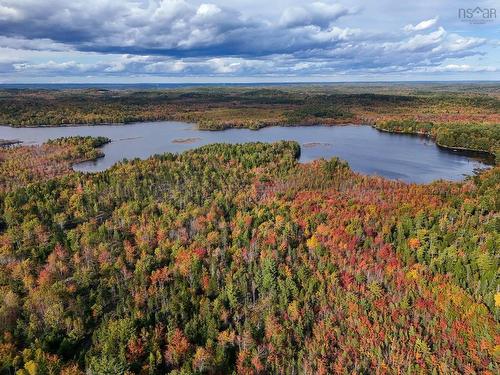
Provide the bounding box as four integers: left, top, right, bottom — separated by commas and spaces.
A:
0, 0, 498, 83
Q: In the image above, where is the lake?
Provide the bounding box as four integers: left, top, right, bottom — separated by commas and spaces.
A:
0, 122, 491, 183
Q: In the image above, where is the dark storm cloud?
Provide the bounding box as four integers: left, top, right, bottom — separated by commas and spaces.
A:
0, 0, 355, 56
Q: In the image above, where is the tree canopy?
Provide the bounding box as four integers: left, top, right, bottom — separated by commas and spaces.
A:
0, 139, 498, 374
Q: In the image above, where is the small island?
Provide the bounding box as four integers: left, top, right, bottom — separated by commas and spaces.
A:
302, 142, 333, 148
171, 137, 202, 144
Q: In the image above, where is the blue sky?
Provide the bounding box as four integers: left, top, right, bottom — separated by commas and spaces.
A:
0, 0, 498, 82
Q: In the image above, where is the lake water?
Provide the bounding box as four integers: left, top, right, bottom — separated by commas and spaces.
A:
0, 122, 491, 183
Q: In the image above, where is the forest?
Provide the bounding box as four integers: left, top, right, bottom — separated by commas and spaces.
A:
0, 135, 498, 373
1, 86, 499, 127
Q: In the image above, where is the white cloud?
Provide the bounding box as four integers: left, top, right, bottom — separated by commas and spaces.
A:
280, 2, 352, 28
144, 60, 187, 73
438, 34, 485, 52
13, 60, 91, 72
195, 3, 222, 19
0, 36, 70, 51
403, 17, 439, 32
209, 57, 272, 74
0, 4, 22, 21
416, 64, 497, 73
397, 27, 446, 52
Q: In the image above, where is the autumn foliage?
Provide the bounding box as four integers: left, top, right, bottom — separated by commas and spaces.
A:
0, 140, 498, 373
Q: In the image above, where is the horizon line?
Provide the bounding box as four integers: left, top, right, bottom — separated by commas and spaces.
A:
1, 79, 499, 86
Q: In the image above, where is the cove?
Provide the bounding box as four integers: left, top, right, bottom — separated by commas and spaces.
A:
0, 122, 491, 183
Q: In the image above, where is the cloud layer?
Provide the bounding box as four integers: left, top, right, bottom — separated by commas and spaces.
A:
0, 0, 497, 81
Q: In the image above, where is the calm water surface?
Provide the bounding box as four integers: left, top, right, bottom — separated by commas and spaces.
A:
0, 122, 491, 183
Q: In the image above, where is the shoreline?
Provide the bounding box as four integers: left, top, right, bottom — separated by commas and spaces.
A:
71, 153, 106, 172
0, 139, 22, 147
0, 115, 369, 130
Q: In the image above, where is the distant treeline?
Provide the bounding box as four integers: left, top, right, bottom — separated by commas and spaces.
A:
0, 87, 498, 129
